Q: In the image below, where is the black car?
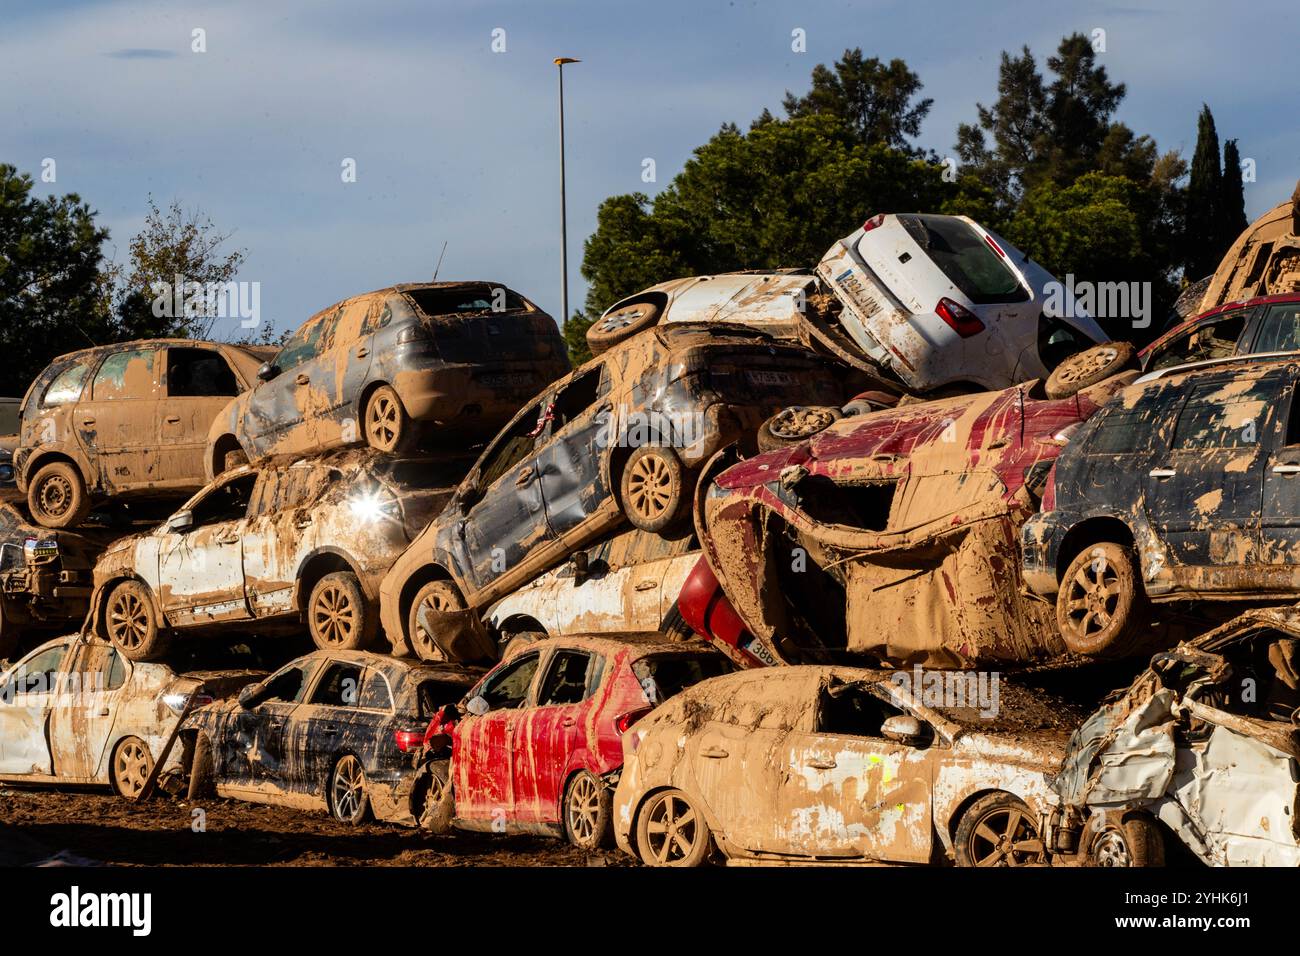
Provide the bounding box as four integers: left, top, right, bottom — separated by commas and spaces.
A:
180, 649, 479, 824
1022, 358, 1300, 657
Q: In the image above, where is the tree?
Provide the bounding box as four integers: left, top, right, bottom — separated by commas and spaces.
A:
1220, 138, 1248, 251
0, 165, 113, 395
562, 312, 594, 366
1184, 104, 1223, 279
782, 49, 933, 153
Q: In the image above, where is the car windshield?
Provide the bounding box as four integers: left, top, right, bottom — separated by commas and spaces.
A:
632, 653, 732, 705
406, 286, 528, 316
898, 215, 1028, 305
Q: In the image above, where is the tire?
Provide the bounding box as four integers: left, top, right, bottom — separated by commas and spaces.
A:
757, 405, 843, 452
307, 571, 377, 651
636, 788, 712, 867
1056, 541, 1150, 657
187, 733, 216, 800
954, 792, 1043, 867
111, 736, 154, 800
620, 445, 689, 533
586, 301, 661, 355
328, 754, 371, 824
27, 461, 91, 529
363, 384, 414, 453
1045, 342, 1136, 399
563, 770, 612, 850
408, 580, 466, 662
104, 580, 170, 661
418, 760, 454, 835
501, 629, 545, 658
1090, 816, 1165, 867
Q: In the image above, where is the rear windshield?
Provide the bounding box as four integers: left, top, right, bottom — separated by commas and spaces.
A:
417, 678, 472, 718
898, 215, 1028, 305
633, 653, 732, 706
385, 456, 478, 490
406, 286, 528, 317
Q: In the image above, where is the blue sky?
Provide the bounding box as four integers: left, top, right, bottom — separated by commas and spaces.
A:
3, 0, 1296, 340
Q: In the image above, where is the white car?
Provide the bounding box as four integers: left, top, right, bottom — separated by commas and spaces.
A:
0, 633, 262, 797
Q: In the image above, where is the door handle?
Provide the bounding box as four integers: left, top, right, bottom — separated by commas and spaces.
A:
294, 515, 312, 528
634, 580, 657, 592
700, 746, 729, 759
1274, 464, 1300, 475
356, 348, 369, 359
81, 418, 95, 426
98, 707, 110, 717
562, 717, 576, 727
515, 467, 533, 488
321, 725, 337, 735
295, 373, 310, 386
1148, 467, 1176, 479
215, 534, 239, 546
165, 415, 181, 425
808, 758, 837, 770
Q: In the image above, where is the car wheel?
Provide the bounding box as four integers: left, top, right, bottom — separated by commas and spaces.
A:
363, 385, 413, 453
1090, 816, 1165, 867
621, 445, 688, 533
756, 405, 843, 452
187, 732, 216, 800
1056, 541, 1150, 657
104, 580, 170, 661
1044, 342, 1136, 399
111, 736, 154, 800
328, 754, 371, 824
954, 792, 1043, 867
586, 301, 661, 354
27, 461, 91, 529
417, 760, 455, 834
563, 770, 612, 851
308, 571, 376, 651
408, 580, 465, 662
636, 789, 712, 866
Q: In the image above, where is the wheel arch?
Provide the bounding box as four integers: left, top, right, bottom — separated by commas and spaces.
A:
397, 562, 458, 637
94, 573, 167, 637
294, 548, 369, 615
1055, 515, 1138, 584
208, 433, 245, 481
22, 448, 91, 490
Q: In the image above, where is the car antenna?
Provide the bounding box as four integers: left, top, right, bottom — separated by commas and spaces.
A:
433, 241, 448, 282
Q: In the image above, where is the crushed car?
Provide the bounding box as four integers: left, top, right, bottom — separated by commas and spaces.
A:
416, 633, 732, 848
612, 665, 1067, 866
379, 323, 867, 664
687, 372, 1134, 670
1197, 183, 1300, 314
180, 649, 478, 824
1049, 606, 1300, 867
1140, 292, 1300, 373
206, 282, 570, 474
90, 450, 471, 661
14, 339, 275, 528
0, 633, 264, 798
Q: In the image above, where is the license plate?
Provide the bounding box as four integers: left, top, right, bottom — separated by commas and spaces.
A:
479, 372, 533, 388
746, 370, 795, 387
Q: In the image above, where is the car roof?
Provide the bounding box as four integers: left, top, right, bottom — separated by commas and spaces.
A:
1140, 292, 1300, 358
44, 338, 267, 364
507, 632, 721, 659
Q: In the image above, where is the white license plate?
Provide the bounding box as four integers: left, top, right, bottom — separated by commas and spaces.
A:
480, 373, 533, 388
746, 370, 795, 386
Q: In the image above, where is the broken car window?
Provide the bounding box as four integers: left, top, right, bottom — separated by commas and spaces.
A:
166, 347, 239, 397
405, 286, 528, 317
264, 661, 316, 704
537, 650, 594, 706
476, 402, 543, 490
42, 360, 91, 407
816, 681, 912, 739
91, 348, 157, 401
417, 679, 469, 718
1148, 312, 1247, 372
633, 654, 732, 706
478, 653, 540, 710
549, 366, 609, 431
190, 473, 257, 527
1171, 378, 1276, 450
310, 662, 364, 708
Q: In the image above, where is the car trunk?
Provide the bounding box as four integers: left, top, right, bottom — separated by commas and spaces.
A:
699, 347, 846, 406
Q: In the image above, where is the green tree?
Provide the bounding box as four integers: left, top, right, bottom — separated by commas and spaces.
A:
563, 311, 594, 366
1220, 138, 1248, 252
0, 165, 113, 395
782, 49, 933, 152
1184, 104, 1223, 279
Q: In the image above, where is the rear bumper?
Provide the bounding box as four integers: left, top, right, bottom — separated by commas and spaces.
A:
393, 360, 565, 431
1020, 513, 1064, 595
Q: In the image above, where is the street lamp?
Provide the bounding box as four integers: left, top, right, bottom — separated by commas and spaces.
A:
554, 57, 579, 330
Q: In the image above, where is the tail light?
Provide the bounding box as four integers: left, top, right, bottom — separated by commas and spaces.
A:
862, 214, 885, 233
394, 729, 426, 753
162, 690, 213, 715
396, 323, 431, 345
935, 298, 985, 338
616, 708, 652, 735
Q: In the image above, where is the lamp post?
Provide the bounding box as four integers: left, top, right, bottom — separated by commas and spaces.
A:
554, 57, 579, 329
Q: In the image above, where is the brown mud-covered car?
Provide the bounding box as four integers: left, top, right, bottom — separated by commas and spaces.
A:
379, 324, 870, 664
687, 373, 1136, 670
205, 282, 570, 476
15, 339, 274, 529
1196, 183, 1300, 315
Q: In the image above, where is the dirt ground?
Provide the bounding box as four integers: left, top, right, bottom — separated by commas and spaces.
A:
0, 788, 628, 867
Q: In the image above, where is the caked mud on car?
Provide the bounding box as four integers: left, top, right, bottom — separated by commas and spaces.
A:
379, 324, 867, 664
206, 282, 569, 475
1140, 293, 1300, 375
91, 450, 471, 661
685, 372, 1134, 670
1196, 184, 1300, 314
14, 339, 275, 528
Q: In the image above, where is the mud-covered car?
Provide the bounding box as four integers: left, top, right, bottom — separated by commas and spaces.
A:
0, 634, 263, 797
1140, 293, 1300, 374
1050, 607, 1300, 867
14, 339, 273, 529
416, 634, 731, 848
1022, 359, 1300, 658
380, 324, 866, 664
613, 666, 1065, 866
91, 451, 471, 662
485, 526, 700, 649
181, 649, 477, 824
0, 504, 113, 660
1197, 186, 1300, 315
688, 373, 1133, 670
206, 282, 569, 475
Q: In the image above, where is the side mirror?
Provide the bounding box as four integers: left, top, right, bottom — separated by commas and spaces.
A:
458, 482, 481, 513
880, 714, 925, 745
167, 510, 194, 533
570, 551, 589, 585
256, 362, 279, 382
465, 695, 489, 717
237, 683, 267, 709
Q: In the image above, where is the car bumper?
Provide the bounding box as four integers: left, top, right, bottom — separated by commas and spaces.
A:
392, 360, 567, 432
1020, 513, 1064, 595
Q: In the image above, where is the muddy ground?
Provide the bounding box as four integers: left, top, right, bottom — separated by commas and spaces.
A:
0, 788, 627, 867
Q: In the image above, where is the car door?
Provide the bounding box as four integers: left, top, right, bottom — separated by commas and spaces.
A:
244, 309, 340, 457
1257, 369, 1300, 581
320, 297, 375, 443
241, 464, 326, 618
534, 364, 613, 538
47, 642, 129, 780
76, 346, 160, 492
224, 657, 318, 791
1142, 372, 1278, 582
292, 659, 381, 797
158, 346, 243, 486
156, 472, 258, 625
453, 651, 542, 824
0, 640, 73, 775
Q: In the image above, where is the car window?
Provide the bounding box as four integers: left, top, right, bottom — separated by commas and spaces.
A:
42, 360, 93, 407
91, 348, 156, 401
166, 347, 239, 397
0, 401, 20, 434
477, 401, 546, 490
897, 215, 1027, 305
1251, 303, 1300, 355
362, 300, 393, 335
1148, 311, 1248, 372
632, 654, 732, 706
74, 643, 124, 694
275, 310, 340, 371
311, 662, 364, 707
816, 681, 917, 740
263, 660, 317, 704
358, 669, 393, 711
190, 472, 257, 526
478, 653, 540, 710
1171, 377, 1276, 450
405, 286, 528, 316
537, 650, 595, 706
2, 644, 70, 699
548, 366, 608, 431
417, 679, 471, 718
1083, 404, 1153, 455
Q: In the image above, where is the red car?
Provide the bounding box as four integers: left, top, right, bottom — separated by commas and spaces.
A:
414, 634, 731, 849
1140, 292, 1300, 373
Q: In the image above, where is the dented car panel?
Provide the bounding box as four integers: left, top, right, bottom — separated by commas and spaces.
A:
1200, 189, 1300, 314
